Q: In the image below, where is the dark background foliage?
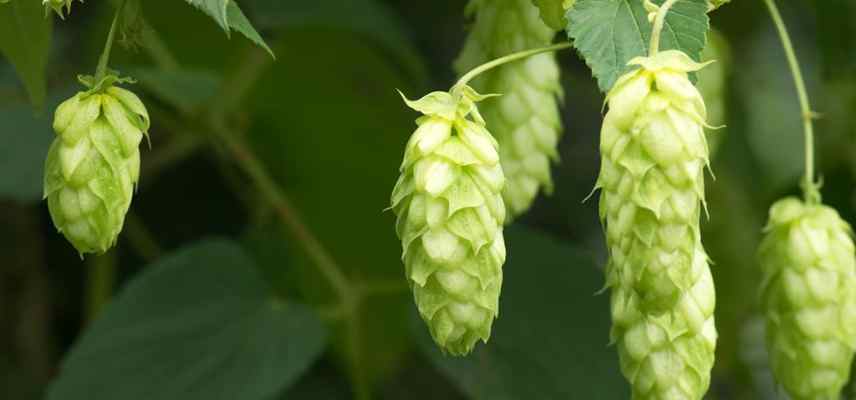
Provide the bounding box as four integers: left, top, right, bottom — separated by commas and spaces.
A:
0, 0, 854, 399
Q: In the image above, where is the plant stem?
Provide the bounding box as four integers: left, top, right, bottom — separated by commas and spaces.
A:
454, 43, 571, 89
649, 0, 679, 56
85, 250, 116, 321
94, 0, 128, 82
763, 0, 819, 203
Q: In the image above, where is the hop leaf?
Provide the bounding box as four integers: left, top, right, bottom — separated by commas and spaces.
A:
391, 86, 506, 356
759, 198, 856, 400
44, 76, 149, 256
455, 0, 564, 220
597, 50, 716, 399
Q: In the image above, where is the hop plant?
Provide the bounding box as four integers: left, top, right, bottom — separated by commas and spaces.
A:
455, 0, 564, 220
597, 50, 717, 399
759, 197, 856, 400
44, 75, 149, 256
390, 86, 506, 356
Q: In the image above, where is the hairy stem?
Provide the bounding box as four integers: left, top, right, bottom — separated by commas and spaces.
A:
649, 0, 679, 56
454, 43, 571, 89
94, 0, 128, 82
763, 0, 819, 203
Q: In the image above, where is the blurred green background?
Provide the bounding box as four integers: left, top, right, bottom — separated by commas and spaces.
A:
1, 0, 855, 399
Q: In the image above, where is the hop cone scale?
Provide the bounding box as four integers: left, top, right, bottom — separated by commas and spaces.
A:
455, 0, 563, 220
759, 197, 856, 400
597, 51, 717, 399
44, 77, 149, 255
390, 87, 506, 356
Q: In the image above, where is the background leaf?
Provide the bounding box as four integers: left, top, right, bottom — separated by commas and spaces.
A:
0, 0, 52, 107
46, 239, 327, 400
566, 0, 709, 92
184, 0, 273, 57
185, 0, 229, 31
419, 226, 628, 399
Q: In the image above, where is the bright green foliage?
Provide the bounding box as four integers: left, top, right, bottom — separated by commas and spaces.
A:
759, 197, 856, 400
697, 29, 728, 156
597, 50, 716, 399
44, 76, 150, 255
455, 0, 563, 220
44, 0, 79, 18
530, 0, 576, 30
390, 86, 506, 356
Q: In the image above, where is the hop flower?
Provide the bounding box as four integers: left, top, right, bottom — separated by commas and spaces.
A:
759, 197, 856, 400
390, 86, 506, 356
455, 0, 564, 220
597, 50, 717, 399
44, 0, 80, 19
44, 76, 149, 256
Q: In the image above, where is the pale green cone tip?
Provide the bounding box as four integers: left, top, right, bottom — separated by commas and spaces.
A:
598, 51, 716, 399
760, 197, 856, 400
456, 0, 565, 221
44, 76, 149, 256
391, 86, 506, 356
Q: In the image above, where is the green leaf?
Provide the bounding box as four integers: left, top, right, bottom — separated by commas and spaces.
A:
418, 227, 628, 399
0, 0, 52, 108
566, 0, 709, 92
46, 239, 327, 400
184, 0, 274, 58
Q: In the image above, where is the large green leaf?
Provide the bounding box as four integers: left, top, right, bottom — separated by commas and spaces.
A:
566, 0, 709, 92
46, 239, 327, 400
0, 0, 52, 107
184, 0, 274, 57
419, 227, 628, 399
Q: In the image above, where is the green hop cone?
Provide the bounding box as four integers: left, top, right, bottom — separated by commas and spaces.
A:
597, 50, 717, 399
44, 0, 80, 18
44, 76, 150, 256
455, 0, 564, 221
696, 29, 729, 157
759, 197, 856, 400
390, 86, 506, 356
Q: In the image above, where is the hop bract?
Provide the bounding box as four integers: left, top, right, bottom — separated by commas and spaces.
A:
390, 86, 506, 356
44, 76, 149, 256
597, 50, 716, 399
455, 0, 564, 221
759, 197, 856, 400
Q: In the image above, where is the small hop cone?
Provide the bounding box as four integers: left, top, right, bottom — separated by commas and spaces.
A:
759, 198, 856, 400
391, 87, 506, 356
44, 79, 149, 255
44, 0, 80, 18
455, 0, 564, 221
598, 50, 717, 399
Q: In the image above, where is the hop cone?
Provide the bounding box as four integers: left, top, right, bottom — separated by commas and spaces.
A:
597, 50, 717, 399
390, 87, 506, 356
759, 197, 856, 400
697, 29, 728, 156
44, 77, 149, 255
455, 0, 563, 220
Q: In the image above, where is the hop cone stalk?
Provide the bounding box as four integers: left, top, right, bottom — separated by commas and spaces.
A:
44, 77, 149, 255
391, 87, 506, 356
597, 50, 717, 399
759, 197, 856, 400
455, 0, 563, 220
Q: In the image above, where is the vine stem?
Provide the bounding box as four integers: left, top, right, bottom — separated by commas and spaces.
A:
762, 0, 819, 203
649, 0, 679, 56
85, 250, 116, 321
454, 43, 571, 89
94, 0, 128, 82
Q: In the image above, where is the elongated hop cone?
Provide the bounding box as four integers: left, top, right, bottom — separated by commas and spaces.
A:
391, 87, 506, 356
44, 82, 149, 255
597, 50, 716, 399
455, 0, 564, 221
759, 198, 856, 400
